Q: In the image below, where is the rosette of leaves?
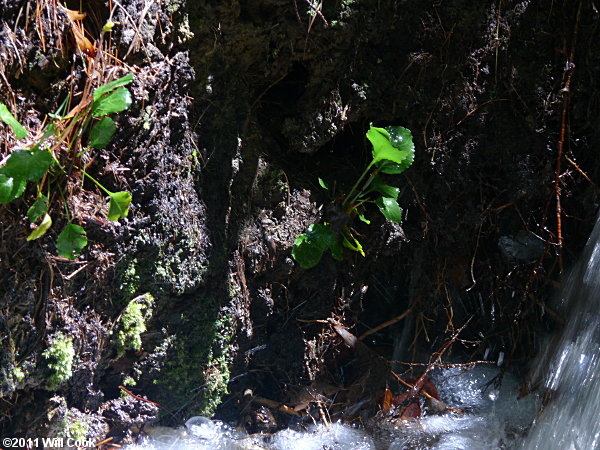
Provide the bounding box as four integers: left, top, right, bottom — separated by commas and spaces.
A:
0, 73, 134, 259
292, 124, 414, 269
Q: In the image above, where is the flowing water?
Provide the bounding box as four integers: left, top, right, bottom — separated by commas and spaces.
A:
128, 217, 600, 449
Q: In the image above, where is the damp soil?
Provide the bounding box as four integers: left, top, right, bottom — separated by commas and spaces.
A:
1, 0, 599, 445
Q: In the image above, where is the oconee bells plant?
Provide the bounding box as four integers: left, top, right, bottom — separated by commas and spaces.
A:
292, 124, 415, 269
0, 73, 134, 259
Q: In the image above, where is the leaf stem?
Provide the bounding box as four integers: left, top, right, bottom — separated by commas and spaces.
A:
343, 161, 374, 209
80, 167, 113, 196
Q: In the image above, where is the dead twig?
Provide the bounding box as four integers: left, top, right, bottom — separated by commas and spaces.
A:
359, 308, 412, 341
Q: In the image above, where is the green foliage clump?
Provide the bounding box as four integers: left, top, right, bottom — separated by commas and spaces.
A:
0, 73, 134, 259
292, 124, 415, 269
117, 294, 154, 357
43, 333, 75, 390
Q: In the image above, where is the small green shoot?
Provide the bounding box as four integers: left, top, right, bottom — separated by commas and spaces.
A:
292, 124, 415, 269
0, 104, 28, 139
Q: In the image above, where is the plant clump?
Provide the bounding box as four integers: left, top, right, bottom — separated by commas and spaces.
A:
292, 124, 415, 268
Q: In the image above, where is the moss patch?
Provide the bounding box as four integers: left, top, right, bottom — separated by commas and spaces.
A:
43, 333, 74, 390
116, 294, 154, 357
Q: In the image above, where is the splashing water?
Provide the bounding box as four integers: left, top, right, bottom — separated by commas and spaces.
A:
520, 215, 600, 450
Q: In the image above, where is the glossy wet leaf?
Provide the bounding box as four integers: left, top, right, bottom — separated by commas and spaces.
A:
0, 173, 26, 203
27, 195, 49, 222
27, 213, 52, 241
56, 223, 87, 259
376, 126, 414, 174
107, 191, 132, 221
89, 117, 116, 149
375, 197, 403, 223
367, 125, 407, 167
2, 149, 52, 181
93, 73, 134, 101
0, 103, 28, 139
91, 87, 132, 117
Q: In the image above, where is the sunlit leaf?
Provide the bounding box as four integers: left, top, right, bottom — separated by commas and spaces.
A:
93, 73, 134, 101
0, 173, 26, 203
56, 223, 87, 259
107, 191, 132, 221
27, 213, 52, 241
318, 177, 329, 190
89, 117, 116, 149
0, 103, 28, 139
376, 126, 415, 174
2, 149, 52, 181
91, 87, 132, 117
367, 125, 406, 167
27, 195, 49, 222
358, 213, 371, 224
342, 232, 365, 256
375, 197, 403, 223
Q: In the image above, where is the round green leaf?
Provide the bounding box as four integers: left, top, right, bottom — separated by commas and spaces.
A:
367, 125, 406, 167
368, 175, 400, 200
27, 213, 52, 241
0, 173, 26, 203
27, 195, 49, 222
56, 224, 88, 259
91, 87, 132, 117
2, 149, 52, 181
376, 126, 415, 174
292, 233, 325, 269
375, 197, 403, 223
89, 117, 116, 149
107, 191, 132, 221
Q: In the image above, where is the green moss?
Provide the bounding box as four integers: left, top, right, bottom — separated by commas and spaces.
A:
117, 294, 154, 357
68, 420, 88, 441
155, 296, 233, 417
43, 333, 74, 390
12, 367, 24, 383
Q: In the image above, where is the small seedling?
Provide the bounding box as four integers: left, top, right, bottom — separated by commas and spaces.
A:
292, 124, 415, 269
0, 73, 134, 259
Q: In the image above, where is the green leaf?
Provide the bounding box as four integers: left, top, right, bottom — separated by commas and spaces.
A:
93, 73, 134, 102
292, 233, 324, 269
358, 213, 371, 224
292, 223, 338, 269
0, 173, 26, 203
330, 239, 344, 260
91, 87, 132, 117
2, 149, 52, 181
318, 177, 329, 190
89, 117, 116, 149
367, 125, 405, 166
0, 103, 28, 139
376, 126, 415, 174
375, 197, 403, 223
56, 224, 87, 259
107, 191, 132, 221
27, 195, 49, 222
27, 213, 52, 241
342, 232, 365, 256
368, 175, 400, 200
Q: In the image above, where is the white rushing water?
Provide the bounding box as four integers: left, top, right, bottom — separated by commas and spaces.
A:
520, 215, 600, 450
127, 365, 540, 450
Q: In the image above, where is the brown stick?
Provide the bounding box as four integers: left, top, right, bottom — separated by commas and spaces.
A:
359, 308, 412, 340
